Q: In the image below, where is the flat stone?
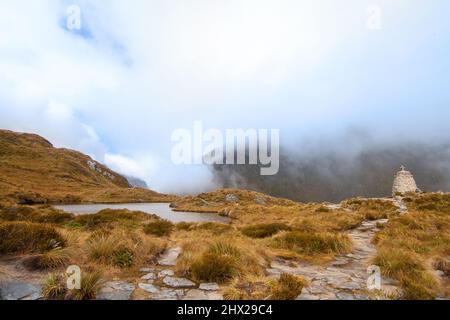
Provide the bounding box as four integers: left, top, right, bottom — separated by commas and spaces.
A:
296, 292, 320, 300
140, 268, 155, 273
308, 286, 327, 295
163, 276, 196, 288
97, 281, 135, 300
335, 281, 362, 290
319, 292, 338, 300
159, 269, 175, 277
138, 283, 160, 293
199, 283, 220, 291
266, 268, 282, 276
149, 288, 185, 300
255, 196, 267, 205
183, 289, 223, 300
336, 292, 355, 300
158, 247, 182, 266
141, 272, 157, 280
0, 279, 42, 300
225, 194, 239, 203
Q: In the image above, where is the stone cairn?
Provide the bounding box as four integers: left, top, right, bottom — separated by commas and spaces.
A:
392, 165, 419, 196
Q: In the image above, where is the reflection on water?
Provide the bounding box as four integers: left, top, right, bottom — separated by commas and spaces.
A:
54, 203, 230, 223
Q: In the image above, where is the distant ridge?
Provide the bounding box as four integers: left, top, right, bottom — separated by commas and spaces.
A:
0, 129, 174, 204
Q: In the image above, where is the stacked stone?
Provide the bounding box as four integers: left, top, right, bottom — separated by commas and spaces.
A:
392, 166, 419, 196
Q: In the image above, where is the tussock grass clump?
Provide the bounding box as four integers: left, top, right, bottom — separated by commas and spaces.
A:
315, 206, 330, 213
373, 249, 426, 279
42, 273, 67, 300
273, 231, 352, 255
143, 219, 174, 237
343, 198, 397, 213
111, 248, 134, 268
269, 273, 306, 300
363, 210, 388, 221
374, 209, 450, 299
0, 222, 66, 254
42, 271, 103, 300
75, 209, 153, 229
293, 210, 364, 233
191, 242, 241, 283
191, 253, 239, 283
242, 223, 291, 239
0, 204, 73, 224
223, 279, 271, 300
70, 271, 103, 300
87, 234, 134, 268
176, 222, 194, 231
33, 211, 74, 224
409, 193, 450, 213
23, 248, 72, 270
223, 274, 306, 300
195, 222, 232, 234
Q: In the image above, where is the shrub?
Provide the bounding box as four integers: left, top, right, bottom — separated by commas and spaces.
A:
364, 210, 388, 221
0, 222, 66, 254
111, 248, 134, 268
143, 220, 174, 237
270, 273, 306, 300
273, 231, 352, 255
242, 223, 291, 238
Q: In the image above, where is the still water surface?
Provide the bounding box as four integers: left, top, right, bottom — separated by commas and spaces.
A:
55, 203, 230, 223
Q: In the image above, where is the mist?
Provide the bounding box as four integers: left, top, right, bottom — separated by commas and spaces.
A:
210, 131, 450, 203
1, 1, 449, 195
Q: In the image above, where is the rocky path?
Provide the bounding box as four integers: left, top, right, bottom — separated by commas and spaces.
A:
98, 246, 223, 301
0, 258, 44, 300
268, 198, 407, 300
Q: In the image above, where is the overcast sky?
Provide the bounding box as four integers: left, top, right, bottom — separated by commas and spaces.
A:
0, 0, 449, 193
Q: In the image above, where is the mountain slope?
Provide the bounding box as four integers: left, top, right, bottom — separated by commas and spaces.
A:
0, 129, 173, 203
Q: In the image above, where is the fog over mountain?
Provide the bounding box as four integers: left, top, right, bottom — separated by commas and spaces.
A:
1, 1, 449, 195
210, 132, 450, 202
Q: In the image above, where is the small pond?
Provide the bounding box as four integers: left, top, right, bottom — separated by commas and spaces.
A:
55, 203, 230, 224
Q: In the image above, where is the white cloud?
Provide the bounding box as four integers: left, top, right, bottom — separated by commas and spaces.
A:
0, 0, 448, 193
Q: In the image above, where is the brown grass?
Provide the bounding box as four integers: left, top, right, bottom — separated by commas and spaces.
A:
273, 231, 353, 256
241, 223, 291, 238
23, 248, 72, 270
74, 209, 155, 229
373, 199, 450, 299
143, 219, 174, 237
269, 273, 307, 300
0, 222, 66, 254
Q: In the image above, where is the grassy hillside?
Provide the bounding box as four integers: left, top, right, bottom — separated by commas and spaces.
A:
0, 129, 174, 203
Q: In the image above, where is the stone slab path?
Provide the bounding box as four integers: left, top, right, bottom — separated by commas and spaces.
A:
268, 214, 401, 300
132, 247, 224, 301
0, 258, 44, 300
